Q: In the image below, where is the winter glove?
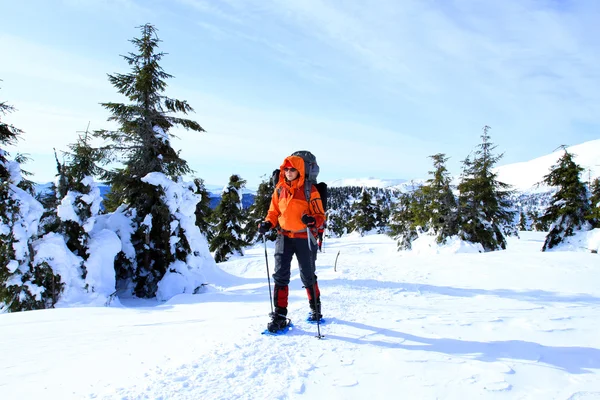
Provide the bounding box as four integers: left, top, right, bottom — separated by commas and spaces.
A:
258, 221, 272, 234
301, 214, 316, 227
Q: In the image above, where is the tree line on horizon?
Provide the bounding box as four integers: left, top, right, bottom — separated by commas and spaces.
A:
2, 24, 599, 313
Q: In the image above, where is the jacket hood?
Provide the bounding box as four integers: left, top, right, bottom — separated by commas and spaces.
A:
278, 155, 305, 188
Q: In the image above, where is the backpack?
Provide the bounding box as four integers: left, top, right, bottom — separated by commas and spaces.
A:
272, 151, 328, 212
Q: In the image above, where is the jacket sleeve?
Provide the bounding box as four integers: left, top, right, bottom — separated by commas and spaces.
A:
265, 188, 281, 228
308, 186, 325, 228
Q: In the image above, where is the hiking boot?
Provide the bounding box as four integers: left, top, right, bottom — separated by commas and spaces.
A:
308, 301, 322, 321
267, 307, 288, 333
305, 282, 322, 321
308, 309, 323, 322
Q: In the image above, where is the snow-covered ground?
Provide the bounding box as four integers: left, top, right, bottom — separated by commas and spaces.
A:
2, 232, 600, 400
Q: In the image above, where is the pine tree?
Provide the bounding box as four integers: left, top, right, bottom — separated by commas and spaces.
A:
210, 174, 248, 262
1, 93, 47, 311
388, 193, 419, 250
541, 149, 591, 251
93, 24, 205, 297
518, 210, 528, 231
349, 188, 378, 236
193, 178, 214, 240
245, 174, 276, 243
327, 207, 351, 237
421, 153, 459, 242
588, 178, 600, 228
374, 195, 391, 234
528, 209, 548, 232
457, 126, 515, 251
57, 130, 105, 258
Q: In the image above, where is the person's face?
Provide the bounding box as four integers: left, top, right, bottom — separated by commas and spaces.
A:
284, 167, 299, 181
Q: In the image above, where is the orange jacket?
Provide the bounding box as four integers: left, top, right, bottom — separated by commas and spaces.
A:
265, 155, 325, 238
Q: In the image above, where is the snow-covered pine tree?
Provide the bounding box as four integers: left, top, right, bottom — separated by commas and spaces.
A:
326, 186, 355, 237
420, 153, 459, 243
93, 24, 206, 298
457, 126, 516, 251
210, 174, 248, 262
518, 210, 528, 231
588, 178, 600, 228
56, 130, 105, 259
349, 188, 378, 236
0, 93, 47, 311
374, 195, 391, 234
327, 207, 351, 237
541, 149, 591, 251
527, 209, 547, 232
245, 174, 276, 243
193, 178, 214, 240
388, 193, 419, 250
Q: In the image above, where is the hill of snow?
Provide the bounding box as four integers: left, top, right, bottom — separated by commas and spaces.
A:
495, 139, 600, 193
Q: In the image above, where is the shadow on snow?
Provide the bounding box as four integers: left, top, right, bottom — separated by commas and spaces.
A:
331, 278, 600, 305
327, 318, 600, 374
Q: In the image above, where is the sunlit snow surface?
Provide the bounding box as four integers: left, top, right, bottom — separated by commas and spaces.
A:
2, 232, 600, 399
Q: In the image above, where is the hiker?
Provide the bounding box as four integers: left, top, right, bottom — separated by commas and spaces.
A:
258, 155, 326, 332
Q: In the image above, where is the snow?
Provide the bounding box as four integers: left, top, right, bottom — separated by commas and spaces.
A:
84, 229, 121, 302
32, 232, 85, 303
411, 232, 485, 254
328, 177, 408, 188
57, 190, 81, 223
153, 124, 169, 143
5, 180, 44, 262
2, 232, 600, 399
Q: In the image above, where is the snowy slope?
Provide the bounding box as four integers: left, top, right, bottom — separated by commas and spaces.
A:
2, 232, 600, 399
495, 139, 600, 192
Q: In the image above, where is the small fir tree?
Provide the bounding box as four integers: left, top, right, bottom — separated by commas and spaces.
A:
457, 126, 515, 251
349, 188, 378, 236
37, 149, 68, 237
210, 174, 248, 262
245, 174, 277, 243
421, 153, 459, 242
517, 210, 528, 231
193, 178, 214, 240
374, 195, 391, 234
541, 149, 591, 251
587, 177, 600, 228
57, 130, 105, 258
533, 210, 549, 232
93, 24, 206, 297
388, 193, 419, 250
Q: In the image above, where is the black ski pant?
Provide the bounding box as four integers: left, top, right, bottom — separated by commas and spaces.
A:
273, 234, 318, 288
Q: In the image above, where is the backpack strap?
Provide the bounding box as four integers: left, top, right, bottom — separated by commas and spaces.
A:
276, 183, 313, 207
304, 181, 312, 204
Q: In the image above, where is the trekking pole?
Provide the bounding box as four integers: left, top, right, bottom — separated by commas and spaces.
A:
307, 227, 324, 339
263, 234, 274, 314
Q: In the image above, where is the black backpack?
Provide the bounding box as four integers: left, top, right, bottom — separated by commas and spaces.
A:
271, 151, 328, 211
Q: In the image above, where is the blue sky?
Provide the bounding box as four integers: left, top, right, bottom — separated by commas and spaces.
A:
1, 0, 599, 188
